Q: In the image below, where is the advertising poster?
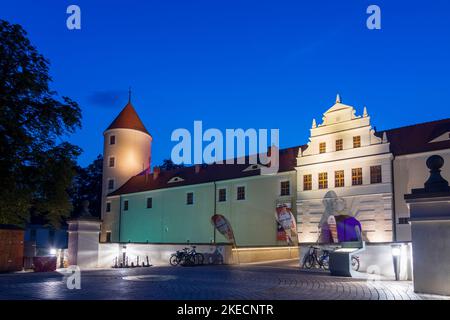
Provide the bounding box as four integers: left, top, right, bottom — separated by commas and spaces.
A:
275, 204, 298, 245
211, 214, 236, 246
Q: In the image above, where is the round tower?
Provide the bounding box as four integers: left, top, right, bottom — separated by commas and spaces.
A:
101, 101, 152, 216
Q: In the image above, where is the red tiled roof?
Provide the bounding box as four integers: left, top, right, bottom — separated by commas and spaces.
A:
106, 102, 150, 135
378, 118, 450, 156
108, 146, 303, 196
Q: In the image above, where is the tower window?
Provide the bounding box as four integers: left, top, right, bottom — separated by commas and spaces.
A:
106, 202, 111, 212
186, 192, 194, 205
319, 142, 326, 154
123, 200, 129, 211
110, 135, 116, 145
280, 181, 290, 196
237, 186, 246, 200
335, 170, 345, 187
336, 139, 343, 151
370, 165, 382, 184
353, 136, 361, 148
318, 172, 328, 189
303, 174, 312, 191
108, 179, 114, 190
109, 157, 115, 168
218, 188, 227, 202
146, 197, 152, 208
352, 168, 363, 185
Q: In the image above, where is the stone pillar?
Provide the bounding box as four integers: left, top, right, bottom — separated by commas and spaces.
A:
67, 218, 102, 269
404, 155, 450, 296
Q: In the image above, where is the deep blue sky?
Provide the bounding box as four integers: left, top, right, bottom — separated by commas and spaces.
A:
1, 0, 449, 166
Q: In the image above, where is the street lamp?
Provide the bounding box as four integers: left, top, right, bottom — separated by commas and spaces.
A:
391, 244, 401, 281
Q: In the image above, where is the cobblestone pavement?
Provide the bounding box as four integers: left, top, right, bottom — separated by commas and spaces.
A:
0, 260, 447, 300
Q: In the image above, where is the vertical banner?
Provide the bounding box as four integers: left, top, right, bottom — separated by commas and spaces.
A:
211, 214, 236, 247
275, 204, 298, 245
327, 215, 338, 243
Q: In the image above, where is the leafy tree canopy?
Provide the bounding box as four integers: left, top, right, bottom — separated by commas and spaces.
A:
0, 20, 82, 227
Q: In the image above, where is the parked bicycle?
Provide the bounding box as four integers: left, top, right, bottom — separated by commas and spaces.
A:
169, 246, 204, 266
302, 246, 330, 270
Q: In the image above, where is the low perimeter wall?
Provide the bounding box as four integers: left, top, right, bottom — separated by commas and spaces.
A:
299, 242, 413, 280
98, 243, 298, 268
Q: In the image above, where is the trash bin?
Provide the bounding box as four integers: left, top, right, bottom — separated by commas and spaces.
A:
33, 256, 57, 272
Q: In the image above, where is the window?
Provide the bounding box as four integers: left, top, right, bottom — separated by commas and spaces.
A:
280, 181, 290, 196
318, 172, 328, 189
319, 142, 326, 154
353, 136, 361, 148
123, 200, 129, 211
335, 170, 345, 188
146, 197, 152, 209
108, 179, 114, 190
106, 202, 111, 212
336, 139, 343, 151
370, 165, 382, 184
237, 186, 246, 200
110, 135, 116, 145
303, 174, 312, 191
218, 188, 227, 202
106, 231, 112, 243
399, 217, 410, 224
186, 192, 194, 205
352, 168, 363, 185
109, 157, 115, 167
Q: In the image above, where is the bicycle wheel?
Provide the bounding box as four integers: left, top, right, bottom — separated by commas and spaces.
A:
303, 255, 314, 269
321, 256, 330, 270
181, 254, 194, 267
351, 256, 360, 271
194, 253, 204, 265
169, 255, 179, 266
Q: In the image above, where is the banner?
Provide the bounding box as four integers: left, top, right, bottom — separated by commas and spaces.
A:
275, 204, 298, 245
211, 214, 236, 246
327, 215, 338, 243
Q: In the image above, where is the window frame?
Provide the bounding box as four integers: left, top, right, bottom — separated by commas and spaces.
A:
218, 188, 227, 202
352, 168, 363, 186
106, 202, 111, 213
353, 136, 361, 148
334, 170, 345, 188
303, 174, 312, 191
236, 185, 246, 201
280, 180, 290, 196
318, 172, 328, 189
146, 197, 153, 209
109, 135, 116, 145
335, 139, 343, 151
107, 178, 115, 190
370, 165, 382, 184
186, 192, 194, 205
319, 142, 326, 154
108, 156, 115, 168
123, 200, 129, 211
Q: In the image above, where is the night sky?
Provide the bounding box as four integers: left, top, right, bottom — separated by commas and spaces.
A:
1, 0, 449, 166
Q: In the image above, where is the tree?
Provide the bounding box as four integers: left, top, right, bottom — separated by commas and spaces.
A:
159, 159, 185, 171
0, 20, 82, 227
70, 155, 103, 218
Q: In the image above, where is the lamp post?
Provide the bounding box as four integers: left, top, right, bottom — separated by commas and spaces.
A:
391, 244, 401, 281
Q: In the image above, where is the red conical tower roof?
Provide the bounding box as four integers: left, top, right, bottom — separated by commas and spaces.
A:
106, 102, 150, 136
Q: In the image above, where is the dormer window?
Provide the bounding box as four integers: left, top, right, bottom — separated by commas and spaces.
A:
168, 176, 184, 183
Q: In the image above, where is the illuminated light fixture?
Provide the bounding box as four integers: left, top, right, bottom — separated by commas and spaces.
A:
49, 248, 57, 255
391, 244, 402, 281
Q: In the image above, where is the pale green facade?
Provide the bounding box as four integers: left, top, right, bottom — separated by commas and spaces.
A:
102, 172, 296, 247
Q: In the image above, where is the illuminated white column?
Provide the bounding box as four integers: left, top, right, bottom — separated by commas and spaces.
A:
67, 218, 102, 269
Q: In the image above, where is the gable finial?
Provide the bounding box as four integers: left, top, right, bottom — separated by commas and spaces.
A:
312, 118, 317, 129
363, 106, 368, 117
128, 86, 132, 103
336, 93, 341, 104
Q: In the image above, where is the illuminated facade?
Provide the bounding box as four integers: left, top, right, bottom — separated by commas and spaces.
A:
100, 97, 450, 245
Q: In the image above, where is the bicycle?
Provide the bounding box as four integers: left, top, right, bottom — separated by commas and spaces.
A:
170, 246, 204, 266
302, 246, 330, 270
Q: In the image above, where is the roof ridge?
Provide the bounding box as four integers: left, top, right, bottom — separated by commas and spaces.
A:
380, 117, 450, 133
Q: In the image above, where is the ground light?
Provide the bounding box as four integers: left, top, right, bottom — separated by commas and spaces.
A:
391, 244, 402, 281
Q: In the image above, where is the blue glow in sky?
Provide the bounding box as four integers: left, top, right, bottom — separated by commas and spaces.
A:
1, 0, 449, 166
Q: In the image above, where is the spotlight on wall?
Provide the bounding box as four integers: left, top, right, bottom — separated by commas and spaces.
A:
49, 248, 57, 255
391, 244, 402, 281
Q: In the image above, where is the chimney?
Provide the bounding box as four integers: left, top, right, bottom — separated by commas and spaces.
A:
195, 164, 201, 174
153, 166, 160, 180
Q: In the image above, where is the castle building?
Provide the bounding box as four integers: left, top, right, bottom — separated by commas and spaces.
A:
100, 96, 450, 246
